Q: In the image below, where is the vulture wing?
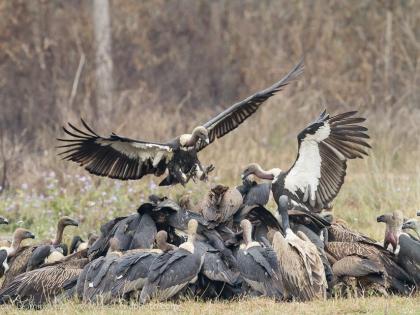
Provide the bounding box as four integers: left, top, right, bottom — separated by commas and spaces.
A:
57, 120, 173, 180
283, 110, 370, 211
195, 60, 304, 151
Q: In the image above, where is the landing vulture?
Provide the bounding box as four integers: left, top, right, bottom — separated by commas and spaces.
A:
242, 110, 370, 212
58, 60, 303, 186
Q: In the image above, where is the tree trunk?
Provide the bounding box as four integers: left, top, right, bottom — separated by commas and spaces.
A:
93, 0, 113, 126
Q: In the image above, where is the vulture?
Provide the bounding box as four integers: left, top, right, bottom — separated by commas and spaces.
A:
1, 217, 78, 287
110, 231, 174, 301
377, 210, 420, 287
0, 228, 35, 257
324, 234, 415, 295
236, 178, 271, 207
241, 110, 370, 212
0, 216, 8, 225
0, 249, 8, 278
139, 219, 205, 303
402, 218, 420, 240
272, 195, 327, 301
69, 234, 98, 254
26, 245, 65, 271
201, 185, 243, 228
331, 255, 387, 297
0, 257, 88, 308
320, 212, 377, 244
377, 210, 404, 253
236, 219, 284, 300
58, 60, 303, 186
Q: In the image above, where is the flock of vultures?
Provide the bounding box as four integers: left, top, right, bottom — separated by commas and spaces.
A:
1, 60, 420, 309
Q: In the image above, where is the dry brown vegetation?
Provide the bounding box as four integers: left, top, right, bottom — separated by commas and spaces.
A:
0, 1, 419, 313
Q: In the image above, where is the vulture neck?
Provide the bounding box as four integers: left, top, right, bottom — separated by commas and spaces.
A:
180, 133, 199, 147
180, 229, 197, 254
278, 201, 292, 235
242, 222, 259, 249
254, 165, 280, 181
53, 222, 65, 245
9, 238, 21, 256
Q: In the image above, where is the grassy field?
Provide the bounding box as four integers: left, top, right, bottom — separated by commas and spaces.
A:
1, 296, 420, 315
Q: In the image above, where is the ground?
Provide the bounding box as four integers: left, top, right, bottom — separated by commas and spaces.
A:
1, 296, 420, 315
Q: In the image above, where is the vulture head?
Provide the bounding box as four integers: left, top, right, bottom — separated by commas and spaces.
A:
0, 216, 8, 225
192, 126, 209, 145
14, 228, 35, 241
402, 219, 420, 238
155, 230, 176, 252
376, 210, 404, 252
53, 216, 79, 245
9, 228, 35, 255
58, 216, 79, 228
241, 163, 281, 181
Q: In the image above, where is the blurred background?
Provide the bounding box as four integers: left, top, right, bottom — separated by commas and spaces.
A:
0, 1, 419, 237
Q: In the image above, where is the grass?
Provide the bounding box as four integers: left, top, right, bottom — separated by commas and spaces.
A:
1, 296, 420, 315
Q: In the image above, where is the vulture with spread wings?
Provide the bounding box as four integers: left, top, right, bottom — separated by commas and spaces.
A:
58, 60, 303, 186
241, 110, 370, 212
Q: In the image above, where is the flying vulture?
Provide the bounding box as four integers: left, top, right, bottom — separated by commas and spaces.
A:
58, 60, 303, 186
241, 110, 370, 212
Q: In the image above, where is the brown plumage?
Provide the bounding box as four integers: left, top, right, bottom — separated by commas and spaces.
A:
1, 217, 78, 287
272, 230, 327, 301
0, 258, 88, 307
331, 255, 387, 296
320, 213, 377, 244
273, 196, 327, 301
201, 185, 243, 227
325, 241, 414, 294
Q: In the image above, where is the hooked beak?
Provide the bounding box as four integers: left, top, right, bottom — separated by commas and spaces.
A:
402, 221, 413, 230
376, 215, 386, 223
67, 219, 79, 227
203, 136, 210, 145
27, 232, 36, 239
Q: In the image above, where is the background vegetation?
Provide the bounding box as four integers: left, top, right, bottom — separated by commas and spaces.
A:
0, 1, 419, 313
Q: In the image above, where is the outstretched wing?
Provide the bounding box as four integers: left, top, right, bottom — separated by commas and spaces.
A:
196, 59, 304, 151
284, 110, 370, 211
57, 120, 173, 180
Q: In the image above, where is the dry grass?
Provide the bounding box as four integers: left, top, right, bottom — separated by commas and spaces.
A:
1, 296, 420, 315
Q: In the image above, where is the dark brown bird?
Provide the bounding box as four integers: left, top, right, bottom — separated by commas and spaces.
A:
324, 239, 414, 295
201, 185, 243, 227
320, 212, 377, 244
1, 217, 78, 287
272, 196, 327, 301
0, 257, 88, 308
58, 61, 303, 186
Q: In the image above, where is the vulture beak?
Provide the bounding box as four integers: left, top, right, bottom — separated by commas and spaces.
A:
67, 219, 79, 227
26, 232, 36, 239
402, 221, 412, 230
376, 215, 386, 223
